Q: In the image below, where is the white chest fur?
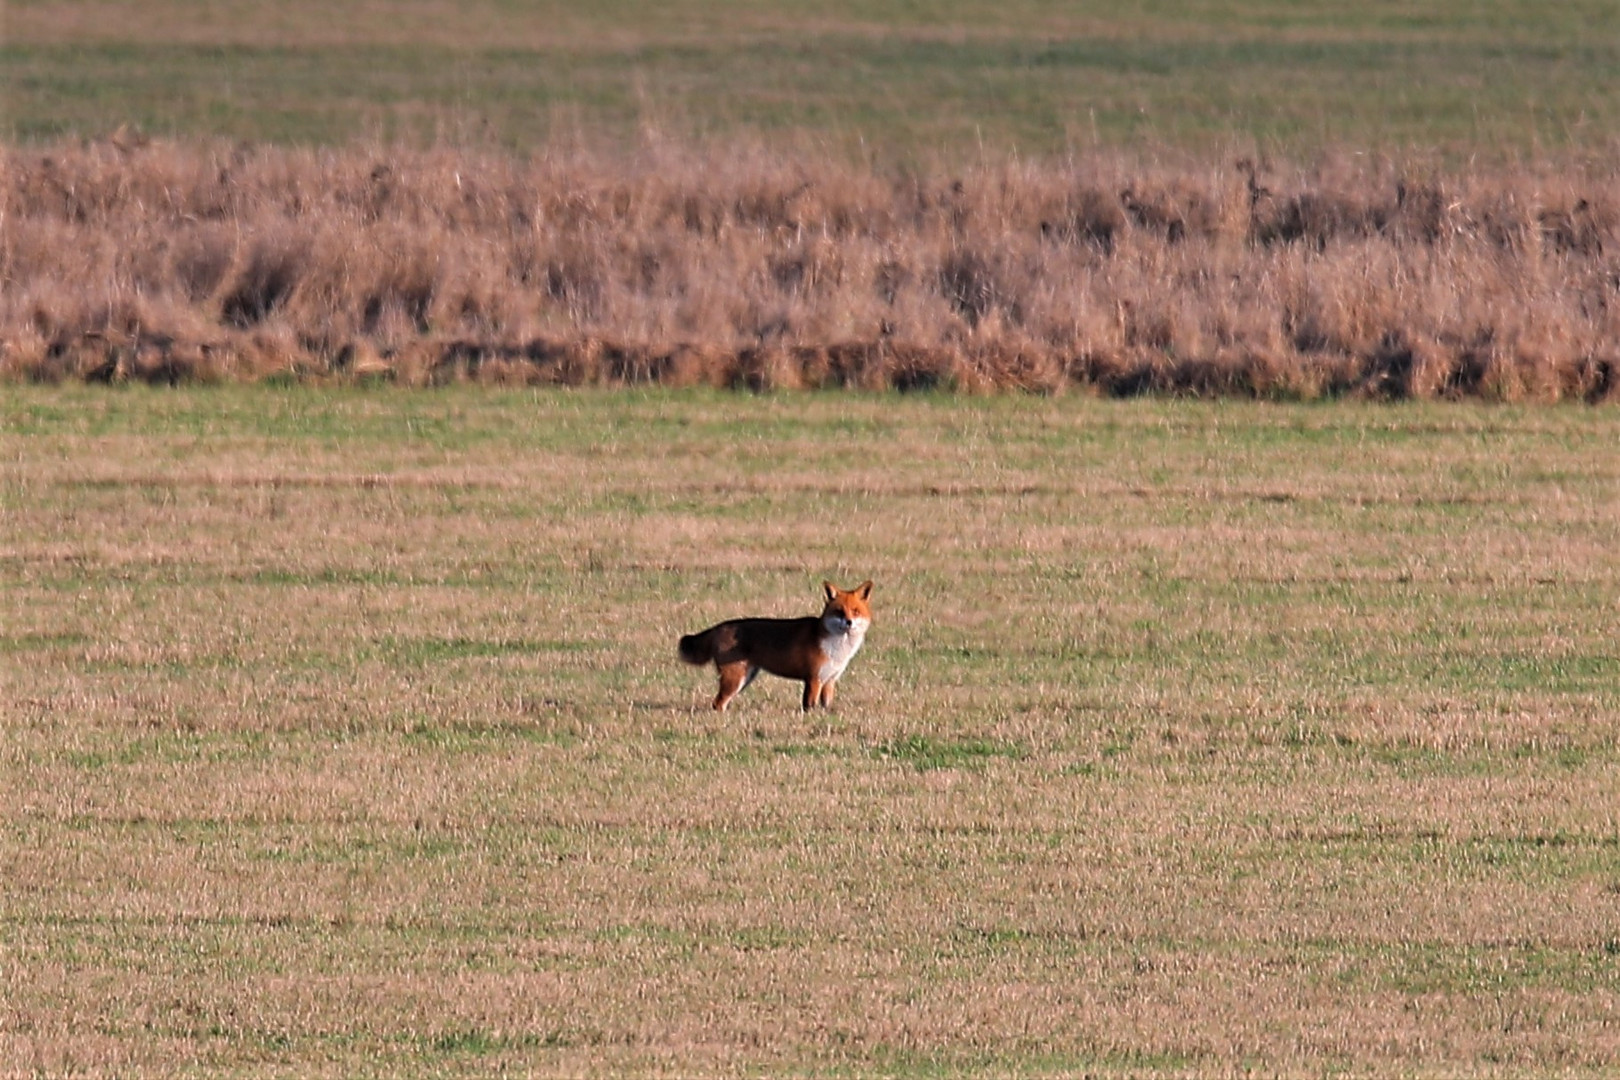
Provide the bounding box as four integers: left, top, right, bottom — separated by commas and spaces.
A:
817, 617, 869, 682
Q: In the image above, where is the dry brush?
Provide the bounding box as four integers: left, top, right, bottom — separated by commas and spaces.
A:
4, 138, 1619, 400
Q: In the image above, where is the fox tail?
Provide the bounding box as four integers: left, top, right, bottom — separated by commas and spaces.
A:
677, 628, 715, 666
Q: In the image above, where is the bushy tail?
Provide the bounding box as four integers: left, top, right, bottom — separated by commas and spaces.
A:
677, 628, 714, 665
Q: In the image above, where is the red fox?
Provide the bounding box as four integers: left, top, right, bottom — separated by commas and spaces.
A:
679, 580, 874, 711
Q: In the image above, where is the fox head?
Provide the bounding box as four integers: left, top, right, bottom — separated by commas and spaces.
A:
820, 580, 873, 636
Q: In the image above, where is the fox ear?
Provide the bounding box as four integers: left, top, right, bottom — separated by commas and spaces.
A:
823, 580, 838, 601
855, 580, 873, 600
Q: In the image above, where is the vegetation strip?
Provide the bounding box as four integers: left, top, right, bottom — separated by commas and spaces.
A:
6, 141, 1618, 400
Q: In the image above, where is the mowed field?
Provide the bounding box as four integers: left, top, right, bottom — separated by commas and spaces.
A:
5, 0, 1619, 154
6, 0, 1620, 1075
4, 387, 1619, 1076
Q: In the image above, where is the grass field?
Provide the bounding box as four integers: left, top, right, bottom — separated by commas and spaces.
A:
4, 387, 1619, 1075
6, 1, 1619, 154
5, 2, 1620, 1074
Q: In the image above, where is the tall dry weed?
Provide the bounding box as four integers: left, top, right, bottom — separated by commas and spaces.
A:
2, 138, 1617, 398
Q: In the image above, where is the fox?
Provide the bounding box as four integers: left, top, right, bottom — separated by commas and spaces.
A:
679, 580, 874, 711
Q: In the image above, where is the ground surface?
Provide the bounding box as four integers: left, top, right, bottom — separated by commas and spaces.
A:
6, 3, 1620, 1074
4, 387, 1618, 1075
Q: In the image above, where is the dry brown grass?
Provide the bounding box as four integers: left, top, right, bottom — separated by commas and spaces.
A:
3, 138, 1620, 400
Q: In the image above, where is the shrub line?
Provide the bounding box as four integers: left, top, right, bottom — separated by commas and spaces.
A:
5, 139, 1618, 401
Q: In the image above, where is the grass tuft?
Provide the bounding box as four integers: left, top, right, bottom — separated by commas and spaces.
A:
873, 734, 1029, 771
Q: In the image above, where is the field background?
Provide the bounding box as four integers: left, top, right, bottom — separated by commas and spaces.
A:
5, 0, 1620, 155
5, 388, 1620, 1075
7, 2, 1620, 397
6, 2, 1620, 1077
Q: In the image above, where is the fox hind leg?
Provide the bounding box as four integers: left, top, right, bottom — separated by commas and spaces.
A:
713, 661, 757, 711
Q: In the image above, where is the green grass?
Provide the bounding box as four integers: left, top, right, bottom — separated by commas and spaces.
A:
5, 1, 1618, 155
4, 385, 1620, 1075
872, 734, 1029, 771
